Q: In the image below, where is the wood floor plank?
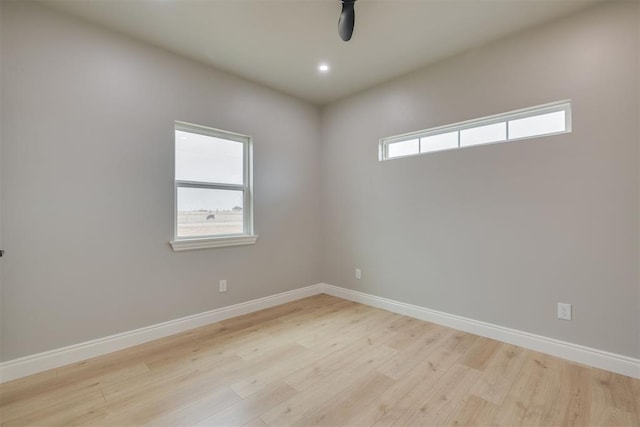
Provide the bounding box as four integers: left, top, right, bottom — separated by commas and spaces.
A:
541, 362, 592, 427
469, 343, 527, 404
1, 390, 106, 427
630, 373, 640, 421
442, 329, 479, 354
230, 299, 401, 399
282, 302, 403, 349
100, 354, 245, 402
189, 329, 274, 359
0, 363, 148, 422
379, 363, 481, 427
376, 325, 453, 380
147, 330, 295, 376
104, 341, 306, 408
193, 381, 296, 427
244, 417, 269, 427
592, 368, 639, 414
0, 369, 57, 402
515, 353, 564, 426
491, 351, 559, 426
406, 365, 483, 426
283, 333, 397, 391
590, 368, 640, 426
291, 371, 395, 427
250, 300, 357, 344
384, 321, 444, 351
294, 306, 395, 349
218, 302, 304, 331
349, 346, 463, 426
460, 336, 501, 371
441, 394, 499, 427
268, 296, 356, 327
260, 345, 397, 426
230, 339, 351, 399
1, 294, 638, 427
0, 360, 147, 409
103, 384, 240, 426
143, 386, 241, 426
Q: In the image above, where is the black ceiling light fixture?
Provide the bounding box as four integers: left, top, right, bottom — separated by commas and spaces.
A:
338, 0, 356, 41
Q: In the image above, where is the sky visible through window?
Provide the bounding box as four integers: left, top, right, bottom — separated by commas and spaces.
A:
175, 130, 243, 212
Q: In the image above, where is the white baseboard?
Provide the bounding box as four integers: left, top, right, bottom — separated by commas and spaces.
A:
319, 284, 640, 379
2, 282, 638, 383
0, 284, 324, 383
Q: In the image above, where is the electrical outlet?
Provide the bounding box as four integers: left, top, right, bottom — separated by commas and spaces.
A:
355, 268, 362, 280
219, 280, 227, 293
557, 302, 571, 320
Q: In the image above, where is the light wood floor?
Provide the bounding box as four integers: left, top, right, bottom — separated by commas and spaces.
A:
1, 294, 638, 426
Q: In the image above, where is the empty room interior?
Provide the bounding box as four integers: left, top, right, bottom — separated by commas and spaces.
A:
0, 0, 639, 425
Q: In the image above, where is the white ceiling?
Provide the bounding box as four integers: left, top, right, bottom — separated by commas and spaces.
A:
39, 0, 603, 105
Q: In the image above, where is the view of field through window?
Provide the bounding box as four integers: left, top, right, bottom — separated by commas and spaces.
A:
176, 187, 244, 237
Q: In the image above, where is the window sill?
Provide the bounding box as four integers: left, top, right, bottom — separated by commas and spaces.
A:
169, 235, 258, 251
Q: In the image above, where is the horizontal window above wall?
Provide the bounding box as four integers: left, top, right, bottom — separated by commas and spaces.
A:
379, 100, 572, 161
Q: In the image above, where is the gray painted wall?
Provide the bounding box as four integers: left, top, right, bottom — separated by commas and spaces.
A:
0, 1, 321, 361
320, 1, 639, 358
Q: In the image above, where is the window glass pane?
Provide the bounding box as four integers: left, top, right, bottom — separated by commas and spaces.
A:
508, 110, 566, 140
387, 138, 419, 158
460, 122, 507, 147
420, 131, 458, 153
177, 187, 244, 237
176, 130, 243, 185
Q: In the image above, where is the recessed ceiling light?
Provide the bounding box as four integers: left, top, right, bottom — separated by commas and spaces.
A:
318, 63, 330, 73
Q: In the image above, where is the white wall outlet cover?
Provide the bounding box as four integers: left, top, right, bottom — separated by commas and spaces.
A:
557, 302, 572, 320
355, 269, 362, 280
219, 280, 227, 292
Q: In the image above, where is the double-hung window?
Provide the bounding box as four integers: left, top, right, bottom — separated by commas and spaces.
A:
170, 121, 257, 251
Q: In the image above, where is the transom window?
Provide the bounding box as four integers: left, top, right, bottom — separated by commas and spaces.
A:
380, 100, 572, 161
170, 121, 257, 251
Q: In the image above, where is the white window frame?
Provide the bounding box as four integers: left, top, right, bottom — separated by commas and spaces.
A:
379, 100, 572, 161
170, 121, 257, 251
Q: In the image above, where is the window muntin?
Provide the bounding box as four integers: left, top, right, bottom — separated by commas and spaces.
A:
173, 121, 254, 245
380, 101, 571, 161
